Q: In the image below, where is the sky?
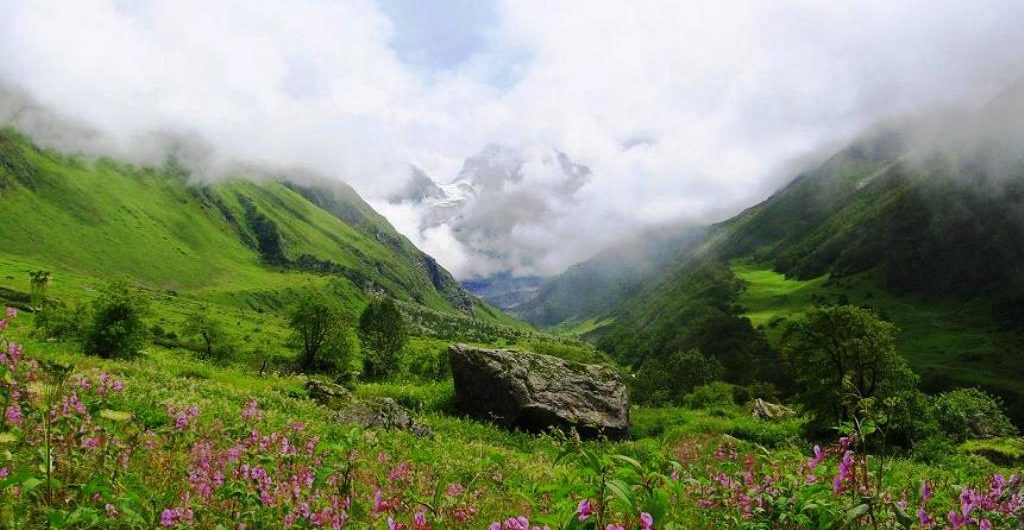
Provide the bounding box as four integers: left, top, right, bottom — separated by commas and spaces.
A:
2, 0, 1024, 278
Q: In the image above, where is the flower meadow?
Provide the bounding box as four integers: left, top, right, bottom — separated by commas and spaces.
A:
1, 310, 1022, 529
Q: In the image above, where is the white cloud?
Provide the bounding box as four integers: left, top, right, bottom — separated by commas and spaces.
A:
2, 0, 1024, 278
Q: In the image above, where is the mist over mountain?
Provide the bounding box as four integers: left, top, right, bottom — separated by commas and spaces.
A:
527, 78, 1024, 420
380, 144, 599, 280
6, 1, 1024, 290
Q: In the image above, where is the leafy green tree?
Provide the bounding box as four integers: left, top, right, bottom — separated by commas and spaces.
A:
82, 282, 150, 359
289, 295, 354, 372
358, 297, 407, 381
932, 388, 1017, 443
632, 348, 724, 405
780, 305, 917, 431
181, 309, 234, 362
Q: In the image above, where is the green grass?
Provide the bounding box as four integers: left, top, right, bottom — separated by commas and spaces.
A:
0, 127, 516, 326
732, 258, 1024, 420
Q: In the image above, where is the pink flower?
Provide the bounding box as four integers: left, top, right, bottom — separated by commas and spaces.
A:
920, 481, 933, 503
81, 437, 101, 449
5, 307, 16, 319
4, 404, 22, 427
241, 398, 261, 421
489, 523, 501, 530
979, 520, 992, 530
807, 445, 824, 470
413, 509, 429, 530
387, 518, 407, 530
173, 404, 201, 430
606, 525, 625, 530
577, 499, 593, 521
105, 503, 119, 518
640, 512, 653, 530
917, 508, 932, 526
505, 517, 529, 530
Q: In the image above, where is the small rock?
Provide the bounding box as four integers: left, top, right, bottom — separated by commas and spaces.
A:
752, 398, 795, 422
335, 398, 433, 438
305, 378, 351, 407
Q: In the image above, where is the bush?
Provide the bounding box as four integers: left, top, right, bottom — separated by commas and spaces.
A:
81, 283, 150, 359
632, 349, 724, 405
932, 388, 1017, 443
683, 382, 737, 409
358, 297, 407, 381
181, 309, 236, 362
400, 342, 449, 382
289, 295, 355, 373
32, 299, 87, 341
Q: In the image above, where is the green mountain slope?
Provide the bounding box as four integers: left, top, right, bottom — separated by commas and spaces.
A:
0, 127, 510, 323
554, 85, 1024, 419
516, 224, 705, 328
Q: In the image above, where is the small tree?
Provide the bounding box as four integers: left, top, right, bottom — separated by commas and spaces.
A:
82, 282, 150, 359
289, 295, 353, 372
181, 309, 233, 362
781, 305, 917, 431
632, 348, 724, 405
29, 270, 51, 309
358, 297, 407, 381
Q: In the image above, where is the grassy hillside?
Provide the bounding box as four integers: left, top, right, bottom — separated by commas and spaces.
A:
733, 260, 1024, 408
0, 127, 512, 323
518, 225, 705, 328
560, 86, 1024, 421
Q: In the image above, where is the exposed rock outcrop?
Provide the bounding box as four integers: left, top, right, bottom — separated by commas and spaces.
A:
448, 344, 629, 438
752, 398, 795, 422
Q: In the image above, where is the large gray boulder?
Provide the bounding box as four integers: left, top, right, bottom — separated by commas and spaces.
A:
449, 344, 629, 439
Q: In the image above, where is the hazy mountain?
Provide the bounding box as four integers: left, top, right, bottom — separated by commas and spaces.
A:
533, 80, 1024, 419
0, 126, 513, 322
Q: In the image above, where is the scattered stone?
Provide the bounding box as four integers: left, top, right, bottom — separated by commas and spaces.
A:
335, 398, 433, 438
304, 379, 351, 408
752, 398, 795, 422
448, 344, 629, 439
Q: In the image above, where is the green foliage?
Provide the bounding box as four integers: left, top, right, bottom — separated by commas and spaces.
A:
32, 300, 86, 341
932, 387, 1017, 443
632, 349, 723, 405
682, 382, 737, 409
599, 261, 786, 390
81, 283, 150, 359
358, 297, 407, 381
288, 295, 355, 372
180, 308, 235, 362
28, 270, 50, 308
780, 305, 917, 433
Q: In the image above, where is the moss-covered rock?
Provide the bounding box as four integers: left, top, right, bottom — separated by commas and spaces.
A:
449, 344, 629, 439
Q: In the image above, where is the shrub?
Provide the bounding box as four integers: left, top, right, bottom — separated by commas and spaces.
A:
358, 297, 407, 381
181, 309, 235, 362
632, 348, 724, 405
32, 299, 86, 341
932, 388, 1017, 443
683, 381, 737, 409
289, 295, 355, 373
81, 282, 150, 359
